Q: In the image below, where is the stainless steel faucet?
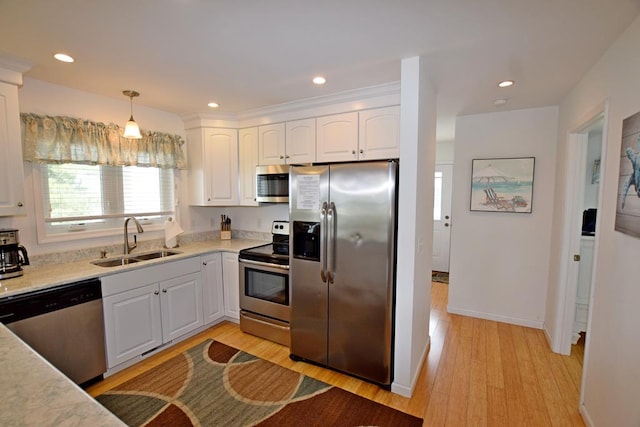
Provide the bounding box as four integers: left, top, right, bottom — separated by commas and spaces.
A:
124, 217, 144, 254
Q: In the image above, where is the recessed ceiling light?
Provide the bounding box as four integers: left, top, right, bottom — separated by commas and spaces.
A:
313, 76, 326, 85
207, 102, 219, 108
493, 98, 509, 106
54, 53, 74, 63
498, 80, 514, 88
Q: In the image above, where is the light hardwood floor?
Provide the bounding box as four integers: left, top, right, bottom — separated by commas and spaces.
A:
87, 281, 586, 426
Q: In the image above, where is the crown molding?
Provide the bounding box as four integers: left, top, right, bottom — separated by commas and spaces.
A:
0, 54, 32, 86
180, 81, 401, 129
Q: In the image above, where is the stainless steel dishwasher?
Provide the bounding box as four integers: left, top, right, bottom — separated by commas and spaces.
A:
0, 277, 106, 386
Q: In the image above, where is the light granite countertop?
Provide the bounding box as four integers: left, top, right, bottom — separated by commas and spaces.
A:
0, 237, 267, 425
0, 324, 126, 427
0, 238, 267, 298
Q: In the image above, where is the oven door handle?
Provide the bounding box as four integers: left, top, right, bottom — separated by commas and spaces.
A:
239, 259, 290, 270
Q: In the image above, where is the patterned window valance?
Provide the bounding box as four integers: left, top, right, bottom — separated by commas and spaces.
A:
20, 113, 187, 170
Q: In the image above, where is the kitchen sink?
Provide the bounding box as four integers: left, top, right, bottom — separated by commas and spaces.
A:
91, 249, 182, 268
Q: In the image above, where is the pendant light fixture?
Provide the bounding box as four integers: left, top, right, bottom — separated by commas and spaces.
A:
122, 90, 142, 139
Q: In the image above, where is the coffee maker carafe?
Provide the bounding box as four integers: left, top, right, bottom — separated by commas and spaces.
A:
0, 229, 29, 279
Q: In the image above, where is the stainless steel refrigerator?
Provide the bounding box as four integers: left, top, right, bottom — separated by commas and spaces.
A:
289, 160, 398, 386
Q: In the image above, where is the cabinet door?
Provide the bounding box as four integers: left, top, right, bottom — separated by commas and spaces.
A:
0, 82, 25, 216
285, 118, 315, 164
203, 128, 239, 205
160, 272, 203, 342
238, 127, 259, 206
316, 112, 358, 163
201, 253, 225, 324
222, 252, 240, 320
103, 283, 162, 368
358, 106, 400, 160
258, 123, 286, 165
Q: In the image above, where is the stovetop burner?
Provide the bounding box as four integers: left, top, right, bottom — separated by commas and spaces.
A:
239, 220, 289, 266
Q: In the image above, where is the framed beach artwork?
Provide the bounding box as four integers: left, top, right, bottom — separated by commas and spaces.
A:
615, 110, 640, 238
470, 157, 535, 213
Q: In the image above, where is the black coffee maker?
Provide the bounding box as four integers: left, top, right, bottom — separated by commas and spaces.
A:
0, 229, 29, 279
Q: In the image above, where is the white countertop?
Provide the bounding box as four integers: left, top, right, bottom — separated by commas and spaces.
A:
0, 238, 267, 298
0, 324, 126, 426
0, 237, 267, 425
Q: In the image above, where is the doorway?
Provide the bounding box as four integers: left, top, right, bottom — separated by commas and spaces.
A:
432, 163, 453, 273
557, 105, 607, 358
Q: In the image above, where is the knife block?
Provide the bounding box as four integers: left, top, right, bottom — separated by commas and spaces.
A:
220, 229, 231, 240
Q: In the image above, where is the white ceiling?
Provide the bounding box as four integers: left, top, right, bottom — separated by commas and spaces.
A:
0, 0, 638, 141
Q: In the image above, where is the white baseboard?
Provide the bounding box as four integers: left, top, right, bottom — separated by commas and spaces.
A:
391, 335, 430, 397
447, 305, 544, 329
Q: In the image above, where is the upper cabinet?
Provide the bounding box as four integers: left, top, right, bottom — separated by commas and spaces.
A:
0, 81, 25, 216
316, 106, 400, 163
238, 127, 259, 206
258, 119, 315, 165
316, 112, 358, 163
258, 123, 285, 165
285, 118, 315, 164
358, 106, 400, 161
187, 127, 238, 206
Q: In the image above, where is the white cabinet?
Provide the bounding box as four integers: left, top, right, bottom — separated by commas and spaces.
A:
160, 272, 203, 342
238, 127, 259, 206
258, 120, 315, 165
316, 112, 358, 163
316, 107, 400, 163
101, 257, 202, 369
102, 283, 163, 367
258, 123, 286, 165
222, 252, 240, 320
285, 118, 316, 164
187, 127, 238, 206
201, 253, 225, 324
358, 106, 400, 160
0, 81, 25, 216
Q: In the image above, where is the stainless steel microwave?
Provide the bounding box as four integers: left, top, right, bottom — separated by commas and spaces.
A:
256, 164, 289, 203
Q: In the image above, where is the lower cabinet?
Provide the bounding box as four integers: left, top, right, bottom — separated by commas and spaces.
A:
102, 257, 203, 369
201, 253, 225, 324
222, 252, 240, 320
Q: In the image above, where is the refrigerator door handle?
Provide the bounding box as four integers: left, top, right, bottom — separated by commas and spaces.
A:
320, 201, 328, 283
327, 201, 335, 284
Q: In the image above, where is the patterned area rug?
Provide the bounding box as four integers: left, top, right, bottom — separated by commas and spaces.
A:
432, 271, 449, 284
96, 339, 422, 427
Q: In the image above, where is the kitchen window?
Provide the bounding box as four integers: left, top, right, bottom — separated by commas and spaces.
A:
21, 113, 186, 242
35, 163, 174, 238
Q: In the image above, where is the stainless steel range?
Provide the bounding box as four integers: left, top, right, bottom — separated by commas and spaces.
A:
239, 220, 290, 346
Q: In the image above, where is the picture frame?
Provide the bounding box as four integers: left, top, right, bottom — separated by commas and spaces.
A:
470, 157, 535, 213
615, 110, 640, 238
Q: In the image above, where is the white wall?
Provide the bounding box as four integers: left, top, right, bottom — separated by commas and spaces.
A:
392, 56, 435, 396
547, 15, 640, 427
448, 106, 558, 327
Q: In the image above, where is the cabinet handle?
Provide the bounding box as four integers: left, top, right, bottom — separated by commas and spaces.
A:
17, 202, 23, 207
352, 150, 356, 155
203, 261, 208, 266
154, 290, 159, 295
162, 289, 167, 293
279, 155, 284, 159
285, 155, 290, 159
359, 149, 364, 154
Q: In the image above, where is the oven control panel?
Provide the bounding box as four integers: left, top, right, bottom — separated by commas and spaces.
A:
272, 221, 289, 235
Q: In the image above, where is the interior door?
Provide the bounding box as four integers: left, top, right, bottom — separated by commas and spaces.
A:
432, 163, 453, 273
